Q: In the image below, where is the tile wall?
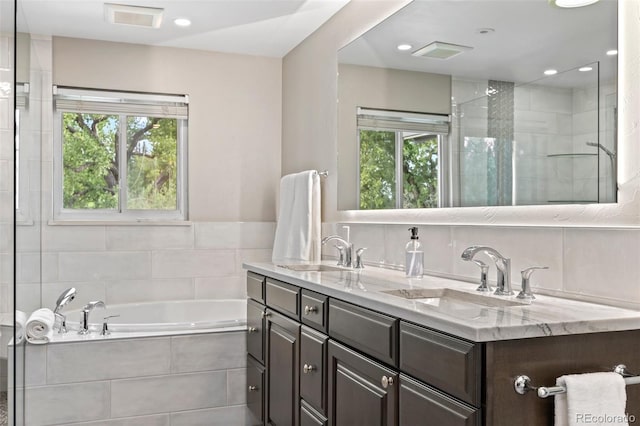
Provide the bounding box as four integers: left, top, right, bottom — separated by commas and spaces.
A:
323, 222, 640, 309
11, 331, 248, 425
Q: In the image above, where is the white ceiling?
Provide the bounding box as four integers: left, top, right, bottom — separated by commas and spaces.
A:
17, 0, 350, 57
338, 0, 617, 87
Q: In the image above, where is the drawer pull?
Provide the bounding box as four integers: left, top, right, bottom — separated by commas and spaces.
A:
248, 385, 258, 392
304, 305, 318, 315
303, 363, 316, 374
248, 327, 258, 333
381, 376, 394, 389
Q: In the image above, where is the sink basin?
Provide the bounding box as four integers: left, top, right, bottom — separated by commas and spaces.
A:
381, 288, 527, 308
277, 264, 347, 272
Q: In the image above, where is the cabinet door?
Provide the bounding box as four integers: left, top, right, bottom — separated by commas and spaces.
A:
247, 299, 265, 364
300, 326, 327, 414
266, 309, 300, 426
301, 399, 328, 426
399, 375, 480, 426
247, 355, 266, 426
327, 341, 398, 426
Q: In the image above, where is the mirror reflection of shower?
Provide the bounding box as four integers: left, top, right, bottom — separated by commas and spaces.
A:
586, 141, 617, 202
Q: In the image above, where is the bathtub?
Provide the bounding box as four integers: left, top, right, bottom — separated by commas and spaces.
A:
64, 298, 246, 336
12, 298, 251, 425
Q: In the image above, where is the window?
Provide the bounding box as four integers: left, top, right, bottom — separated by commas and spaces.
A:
53, 87, 188, 220
357, 108, 449, 209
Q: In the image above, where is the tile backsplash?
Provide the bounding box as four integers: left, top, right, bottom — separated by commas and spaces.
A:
322, 222, 640, 309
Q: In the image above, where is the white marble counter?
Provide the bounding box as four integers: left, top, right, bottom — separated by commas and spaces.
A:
243, 262, 640, 342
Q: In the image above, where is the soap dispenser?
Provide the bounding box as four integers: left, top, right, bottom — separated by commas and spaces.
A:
405, 227, 424, 278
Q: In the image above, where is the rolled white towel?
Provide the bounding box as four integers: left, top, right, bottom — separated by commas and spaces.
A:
15, 310, 28, 344
26, 308, 55, 344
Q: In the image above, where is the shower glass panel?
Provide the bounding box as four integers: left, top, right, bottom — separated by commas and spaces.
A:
453, 63, 612, 206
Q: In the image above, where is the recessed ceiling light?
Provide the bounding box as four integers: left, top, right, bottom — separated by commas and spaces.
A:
548, 0, 600, 7
606, 49, 618, 56
544, 69, 558, 76
579, 66, 593, 72
397, 44, 412, 51
174, 18, 191, 27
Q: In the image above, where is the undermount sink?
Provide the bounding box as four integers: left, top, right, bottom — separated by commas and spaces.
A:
277, 264, 347, 272
381, 288, 527, 308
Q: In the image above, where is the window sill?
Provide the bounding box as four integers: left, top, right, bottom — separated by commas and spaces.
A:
47, 219, 193, 227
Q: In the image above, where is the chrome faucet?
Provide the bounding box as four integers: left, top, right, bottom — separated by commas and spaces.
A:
461, 246, 513, 296
53, 287, 76, 334
321, 235, 353, 267
79, 300, 106, 335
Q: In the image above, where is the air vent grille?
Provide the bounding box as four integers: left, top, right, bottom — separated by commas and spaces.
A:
412, 41, 473, 60
105, 3, 164, 28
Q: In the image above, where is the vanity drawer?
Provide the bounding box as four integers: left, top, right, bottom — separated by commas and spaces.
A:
301, 399, 328, 426
247, 299, 265, 363
300, 326, 328, 414
400, 321, 481, 406
399, 374, 480, 426
247, 355, 265, 426
301, 289, 328, 332
247, 272, 265, 303
328, 299, 398, 366
265, 278, 300, 319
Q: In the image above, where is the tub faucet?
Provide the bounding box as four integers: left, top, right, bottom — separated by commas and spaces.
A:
461, 246, 513, 296
321, 235, 353, 267
79, 300, 106, 335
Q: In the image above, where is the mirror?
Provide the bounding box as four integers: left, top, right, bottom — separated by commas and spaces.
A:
337, 0, 617, 210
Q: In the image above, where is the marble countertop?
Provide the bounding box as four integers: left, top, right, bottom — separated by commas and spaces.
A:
244, 262, 640, 342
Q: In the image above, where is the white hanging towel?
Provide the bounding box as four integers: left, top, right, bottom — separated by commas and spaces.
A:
554, 372, 628, 426
25, 308, 55, 345
15, 310, 28, 344
272, 170, 321, 263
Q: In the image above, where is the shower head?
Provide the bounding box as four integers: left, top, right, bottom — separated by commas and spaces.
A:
586, 141, 616, 158
53, 287, 77, 314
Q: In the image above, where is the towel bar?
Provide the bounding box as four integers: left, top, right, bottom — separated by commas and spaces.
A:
315, 170, 329, 178
514, 364, 640, 398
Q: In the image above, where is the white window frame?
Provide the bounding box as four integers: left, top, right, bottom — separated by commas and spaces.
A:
52, 86, 188, 221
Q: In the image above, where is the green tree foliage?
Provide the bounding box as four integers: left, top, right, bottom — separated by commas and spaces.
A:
359, 130, 439, 209
62, 113, 177, 211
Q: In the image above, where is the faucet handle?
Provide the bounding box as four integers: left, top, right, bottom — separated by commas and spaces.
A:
354, 247, 367, 269
517, 266, 549, 300
334, 244, 346, 267
471, 259, 491, 292
101, 315, 120, 336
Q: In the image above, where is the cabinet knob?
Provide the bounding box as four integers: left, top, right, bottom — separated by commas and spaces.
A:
381, 375, 394, 389
303, 363, 316, 374
248, 385, 258, 392
262, 311, 271, 318
248, 327, 258, 333
304, 305, 318, 315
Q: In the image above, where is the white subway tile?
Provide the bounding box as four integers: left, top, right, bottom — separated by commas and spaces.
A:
195, 222, 275, 249
16, 283, 41, 313
25, 381, 110, 425
59, 251, 151, 281
170, 405, 250, 426
47, 338, 171, 384
56, 414, 170, 426
110, 371, 227, 417
43, 226, 106, 252
106, 226, 194, 250
194, 276, 245, 299
171, 332, 246, 373
529, 85, 572, 114
105, 278, 194, 304
25, 344, 46, 387
152, 249, 235, 279
563, 229, 640, 303
236, 249, 272, 275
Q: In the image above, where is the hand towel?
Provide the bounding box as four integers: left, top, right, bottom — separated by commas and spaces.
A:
25, 308, 55, 345
15, 310, 27, 344
272, 170, 321, 263
555, 372, 628, 426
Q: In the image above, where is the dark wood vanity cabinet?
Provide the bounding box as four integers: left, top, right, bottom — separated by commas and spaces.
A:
246, 270, 640, 426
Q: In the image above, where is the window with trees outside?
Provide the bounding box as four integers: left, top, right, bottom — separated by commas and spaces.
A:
357, 108, 450, 210
53, 87, 188, 220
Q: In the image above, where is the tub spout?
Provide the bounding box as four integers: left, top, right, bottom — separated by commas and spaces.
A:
79, 300, 106, 335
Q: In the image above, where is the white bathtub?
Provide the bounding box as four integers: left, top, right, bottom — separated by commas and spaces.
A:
65, 299, 247, 335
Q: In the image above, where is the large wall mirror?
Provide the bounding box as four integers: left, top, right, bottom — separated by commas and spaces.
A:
337, 0, 618, 210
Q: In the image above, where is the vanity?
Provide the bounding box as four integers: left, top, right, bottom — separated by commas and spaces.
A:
243, 263, 640, 426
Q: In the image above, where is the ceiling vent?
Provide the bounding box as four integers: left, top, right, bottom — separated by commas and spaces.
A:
412, 41, 473, 60
105, 3, 164, 28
